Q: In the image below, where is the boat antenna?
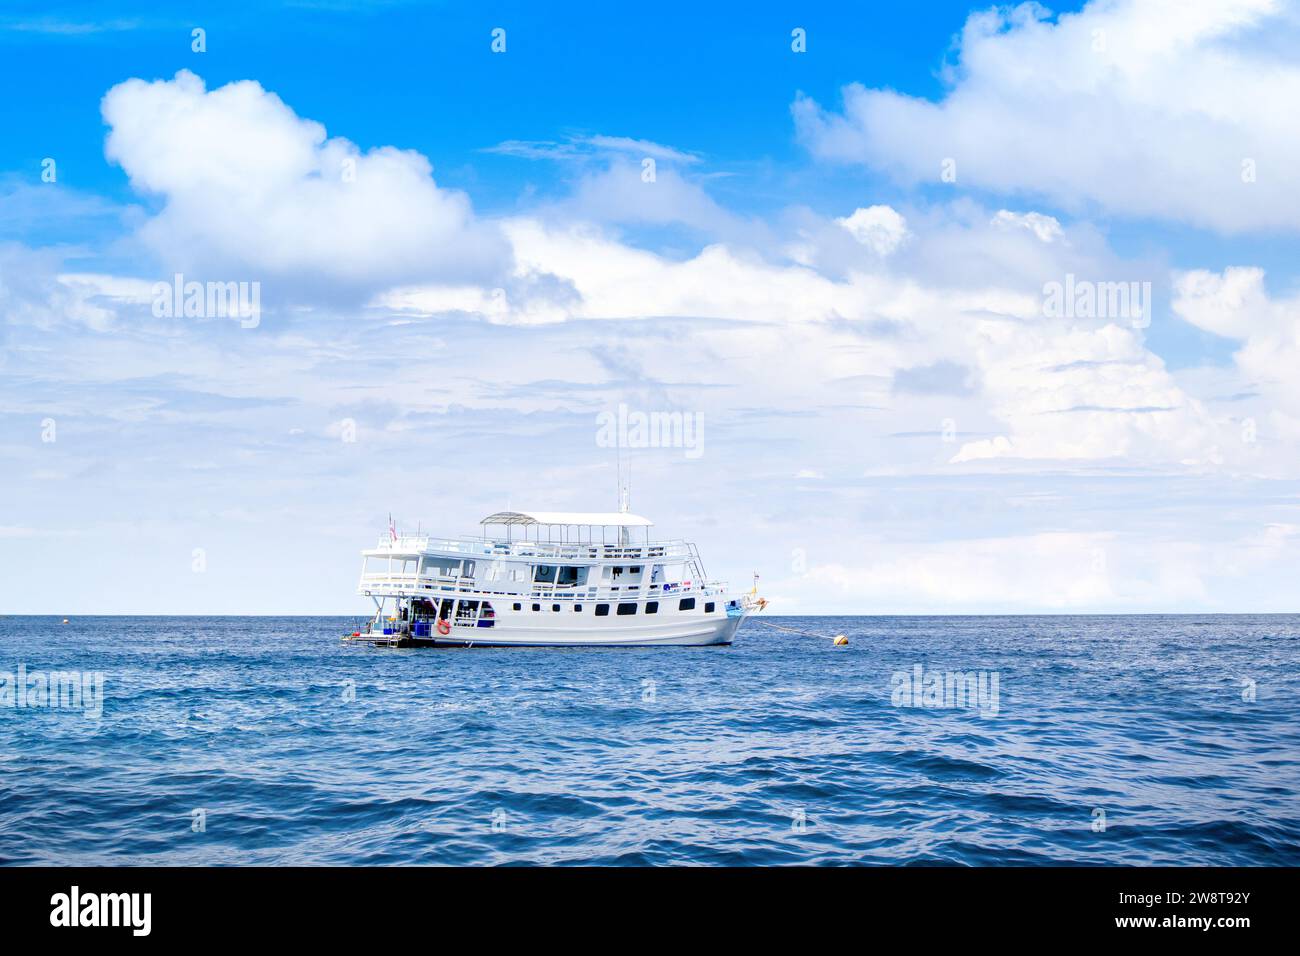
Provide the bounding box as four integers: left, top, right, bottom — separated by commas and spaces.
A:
621, 456, 631, 513
615, 440, 628, 513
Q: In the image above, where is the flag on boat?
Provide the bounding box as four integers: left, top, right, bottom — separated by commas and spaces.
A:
389, 514, 397, 542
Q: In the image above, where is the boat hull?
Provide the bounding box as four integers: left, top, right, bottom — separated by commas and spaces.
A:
361, 612, 746, 648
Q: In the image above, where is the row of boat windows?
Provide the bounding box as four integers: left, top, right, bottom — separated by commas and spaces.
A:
511, 598, 716, 615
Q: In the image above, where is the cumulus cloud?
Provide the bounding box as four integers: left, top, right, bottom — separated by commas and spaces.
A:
836, 205, 909, 255
948, 314, 1223, 466
794, 0, 1300, 232
371, 210, 1241, 471
380, 217, 886, 326
1172, 266, 1272, 340
101, 70, 509, 289
1173, 266, 1300, 443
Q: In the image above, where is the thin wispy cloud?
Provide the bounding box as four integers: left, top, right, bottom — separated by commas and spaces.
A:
0, 17, 141, 35
485, 134, 701, 165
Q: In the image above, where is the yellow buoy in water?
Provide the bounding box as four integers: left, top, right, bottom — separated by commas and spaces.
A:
832, 634, 848, 646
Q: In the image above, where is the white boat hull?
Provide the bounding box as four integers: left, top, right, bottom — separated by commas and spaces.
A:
424, 611, 746, 647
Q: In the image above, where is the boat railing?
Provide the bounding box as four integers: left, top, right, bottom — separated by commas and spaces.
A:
372, 533, 695, 562
358, 571, 730, 600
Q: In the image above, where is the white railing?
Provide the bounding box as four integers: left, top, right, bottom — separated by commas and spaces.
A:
369, 533, 696, 562
358, 572, 730, 600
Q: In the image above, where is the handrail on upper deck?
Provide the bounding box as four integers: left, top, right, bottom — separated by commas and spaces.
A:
370, 533, 694, 560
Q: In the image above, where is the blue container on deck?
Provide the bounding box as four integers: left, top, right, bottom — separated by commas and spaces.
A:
414, 622, 430, 637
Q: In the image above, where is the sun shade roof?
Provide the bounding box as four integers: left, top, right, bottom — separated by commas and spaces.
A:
480, 511, 654, 528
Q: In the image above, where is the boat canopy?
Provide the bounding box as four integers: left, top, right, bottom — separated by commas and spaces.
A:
480, 511, 653, 528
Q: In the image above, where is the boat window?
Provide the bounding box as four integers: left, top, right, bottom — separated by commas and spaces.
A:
595, 604, 610, 616
533, 565, 557, 584
552, 604, 560, 612
630, 566, 641, 574
705, 602, 715, 613
419, 556, 462, 577
645, 602, 658, 614
531, 603, 541, 612
463, 561, 475, 577
657, 563, 689, 586
512, 603, 521, 611
617, 602, 637, 616
556, 565, 589, 587
574, 604, 583, 612
679, 598, 696, 611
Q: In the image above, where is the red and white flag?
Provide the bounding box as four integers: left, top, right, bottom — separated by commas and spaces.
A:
389, 514, 397, 542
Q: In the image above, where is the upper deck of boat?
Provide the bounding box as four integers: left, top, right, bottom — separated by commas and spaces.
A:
362, 510, 695, 564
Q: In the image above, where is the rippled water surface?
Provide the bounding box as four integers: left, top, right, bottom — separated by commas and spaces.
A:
2, 615, 1297, 865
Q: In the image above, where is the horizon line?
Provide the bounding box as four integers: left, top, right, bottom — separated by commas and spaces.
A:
5, 611, 1297, 618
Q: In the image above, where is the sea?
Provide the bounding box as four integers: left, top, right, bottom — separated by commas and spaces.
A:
1, 614, 1297, 865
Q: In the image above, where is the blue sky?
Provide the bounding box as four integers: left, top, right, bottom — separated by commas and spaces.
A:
4, 0, 1300, 613
3, 2, 1002, 194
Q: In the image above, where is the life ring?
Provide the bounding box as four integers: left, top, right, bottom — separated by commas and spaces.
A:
436, 619, 451, 636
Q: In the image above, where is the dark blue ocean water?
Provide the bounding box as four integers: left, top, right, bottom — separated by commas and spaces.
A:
1, 614, 1297, 865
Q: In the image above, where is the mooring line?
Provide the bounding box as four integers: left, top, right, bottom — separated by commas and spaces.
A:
754, 620, 849, 645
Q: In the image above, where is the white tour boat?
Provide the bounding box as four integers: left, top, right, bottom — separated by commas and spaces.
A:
349, 510, 764, 647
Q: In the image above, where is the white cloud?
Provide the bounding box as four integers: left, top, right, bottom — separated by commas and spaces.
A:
780, 533, 1148, 611
380, 217, 881, 326
579, 135, 700, 164
1171, 266, 1271, 340
766, 522, 1300, 613
0, 246, 123, 331
949, 318, 1221, 465
836, 205, 909, 255
101, 70, 509, 288
991, 210, 1063, 243
1173, 266, 1300, 444
486, 133, 700, 165
560, 159, 745, 235
373, 211, 1236, 471
794, 0, 1300, 232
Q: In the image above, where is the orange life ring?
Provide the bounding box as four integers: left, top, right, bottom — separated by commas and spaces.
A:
436, 619, 451, 636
